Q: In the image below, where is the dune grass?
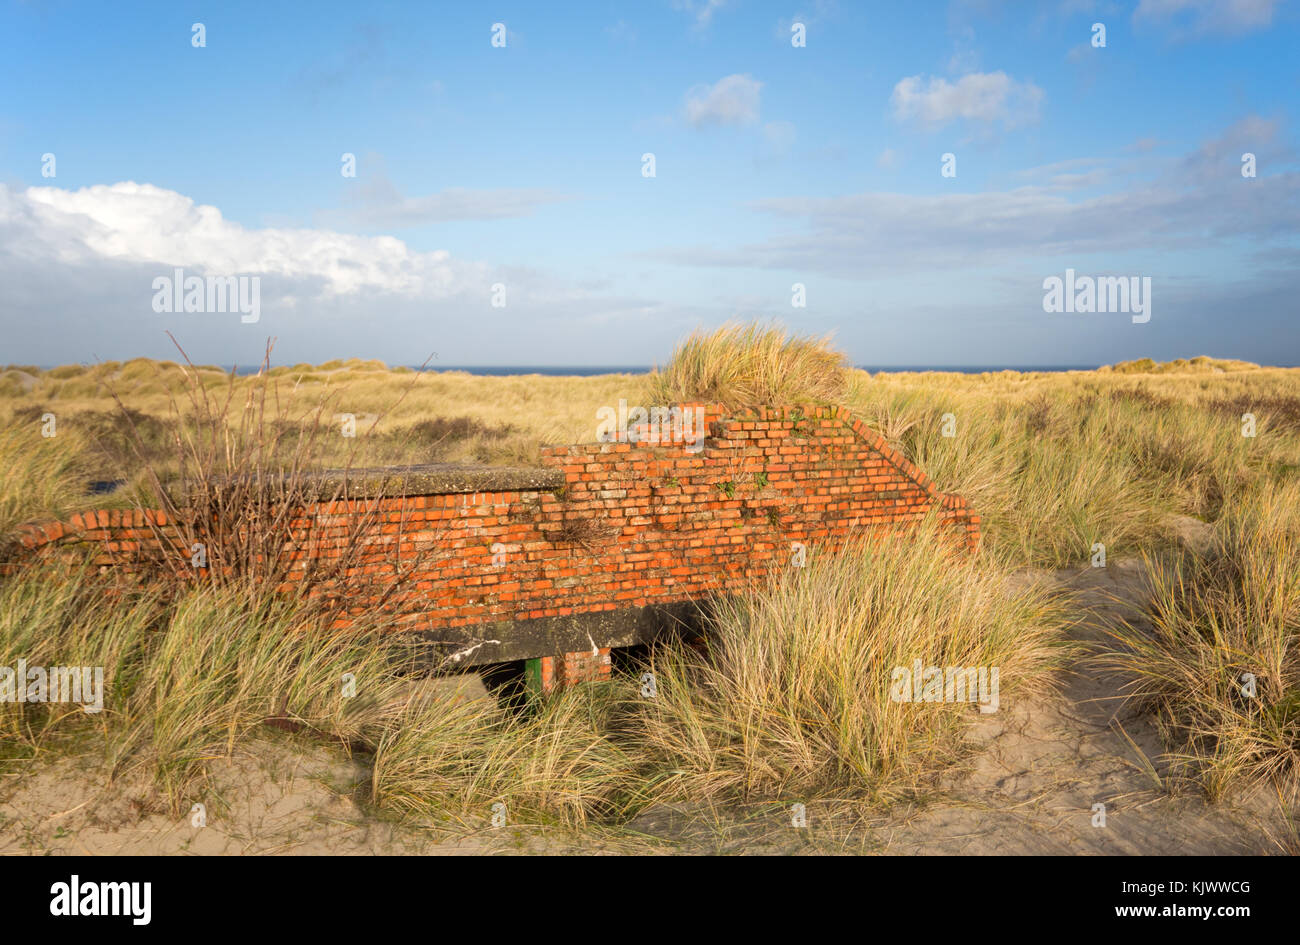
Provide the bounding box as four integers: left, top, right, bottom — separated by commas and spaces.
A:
370, 681, 641, 829
0, 563, 161, 754
1101, 479, 1300, 800
1, 354, 636, 482
0, 561, 643, 825
6, 333, 1297, 571
371, 524, 1069, 822
844, 367, 1299, 567
0, 560, 642, 827
643, 321, 850, 410
0, 525, 1067, 829
0, 423, 99, 549
631, 522, 1068, 806
3, 328, 1300, 824
117, 589, 408, 806
0, 565, 413, 807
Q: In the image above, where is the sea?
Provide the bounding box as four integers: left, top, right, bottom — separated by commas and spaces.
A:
209, 363, 1108, 377
418, 365, 1097, 376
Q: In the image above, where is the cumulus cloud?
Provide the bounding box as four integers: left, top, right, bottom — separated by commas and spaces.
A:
891, 71, 1044, 129
685, 74, 763, 128
4, 181, 480, 298
1134, 0, 1282, 35
0, 181, 672, 365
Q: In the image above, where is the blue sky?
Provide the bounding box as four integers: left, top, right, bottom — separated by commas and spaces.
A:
1, 0, 1297, 368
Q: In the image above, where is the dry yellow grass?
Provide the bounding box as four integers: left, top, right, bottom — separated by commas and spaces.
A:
632, 521, 1068, 805
643, 321, 850, 409
1, 357, 639, 461
5, 344, 1297, 569
3, 329, 1300, 822
845, 363, 1300, 566
1101, 479, 1300, 799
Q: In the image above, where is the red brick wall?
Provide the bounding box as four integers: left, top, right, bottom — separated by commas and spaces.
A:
11, 405, 978, 666
531, 648, 613, 693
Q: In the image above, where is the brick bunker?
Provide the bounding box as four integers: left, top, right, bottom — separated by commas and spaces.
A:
14, 405, 978, 691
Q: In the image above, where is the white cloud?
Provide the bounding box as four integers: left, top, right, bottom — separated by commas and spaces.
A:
1134, 0, 1282, 35
339, 169, 574, 229
891, 71, 1044, 129
1065, 41, 1093, 63
1014, 157, 1113, 192
948, 48, 982, 74
0, 181, 676, 365
649, 117, 1300, 278
674, 0, 730, 30
685, 74, 763, 128
775, 1, 839, 38
1179, 114, 1286, 183
7, 181, 479, 298
763, 121, 797, 153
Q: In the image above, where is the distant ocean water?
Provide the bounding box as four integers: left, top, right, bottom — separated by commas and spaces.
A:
112, 363, 1164, 377
419, 365, 1101, 376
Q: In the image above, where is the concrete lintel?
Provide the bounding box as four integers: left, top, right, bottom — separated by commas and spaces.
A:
167, 463, 566, 502
409, 601, 702, 669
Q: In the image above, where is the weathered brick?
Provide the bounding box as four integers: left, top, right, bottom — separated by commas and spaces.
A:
13, 405, 976, 679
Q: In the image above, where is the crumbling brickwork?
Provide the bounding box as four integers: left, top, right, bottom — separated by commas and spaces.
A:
11, 405, 978, 675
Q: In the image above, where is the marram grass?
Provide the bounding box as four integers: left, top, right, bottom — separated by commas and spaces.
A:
644, 321, 850, 410
631, 521, 1069, 805
1101, 479, 1300, 800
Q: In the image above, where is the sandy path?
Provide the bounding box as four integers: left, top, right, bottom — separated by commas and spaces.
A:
868, 557, 1280, 854
0, 746, 463, 855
